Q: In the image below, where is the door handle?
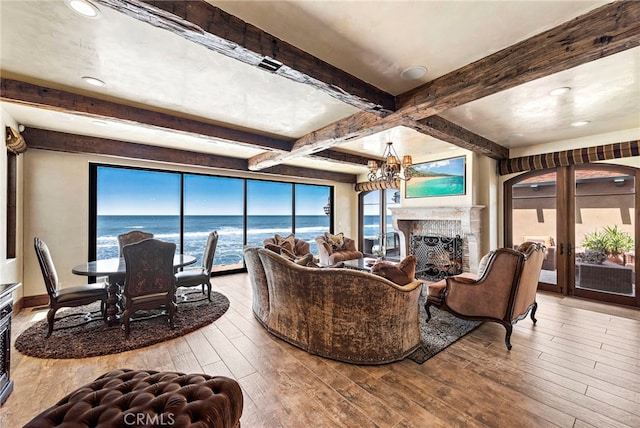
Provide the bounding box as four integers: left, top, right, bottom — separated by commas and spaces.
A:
568, 243, 573, 257
559, 243, 564, 255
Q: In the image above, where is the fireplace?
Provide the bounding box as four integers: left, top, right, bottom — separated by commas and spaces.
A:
390, 206, 484, 276
410, 234, 463, 281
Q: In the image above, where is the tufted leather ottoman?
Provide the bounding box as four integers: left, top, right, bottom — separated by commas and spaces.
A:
24, 369, 243, 428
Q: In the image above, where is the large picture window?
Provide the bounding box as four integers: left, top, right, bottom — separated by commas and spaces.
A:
91, 164, 333, 272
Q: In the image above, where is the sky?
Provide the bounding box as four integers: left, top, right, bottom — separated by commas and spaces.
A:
97, 167, 330, 216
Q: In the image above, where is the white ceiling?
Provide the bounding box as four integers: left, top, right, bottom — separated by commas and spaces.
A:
1, 0, 638, 177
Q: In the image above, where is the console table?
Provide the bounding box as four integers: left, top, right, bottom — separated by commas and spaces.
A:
0, 282, 20, 406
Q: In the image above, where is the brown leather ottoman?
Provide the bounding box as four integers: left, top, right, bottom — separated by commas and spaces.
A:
24, 369, 243, 427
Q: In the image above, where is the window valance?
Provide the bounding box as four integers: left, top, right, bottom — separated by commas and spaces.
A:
354, 179, 400, 192
498, 140, 639, 175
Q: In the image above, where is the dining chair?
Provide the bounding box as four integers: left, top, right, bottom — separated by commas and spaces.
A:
34, 237, 108, 338
122, 238, 177, 339
175, 231, 218, 301
117, 230, 154, 256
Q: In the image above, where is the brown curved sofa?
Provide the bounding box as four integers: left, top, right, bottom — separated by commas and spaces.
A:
243, 246, 423, 364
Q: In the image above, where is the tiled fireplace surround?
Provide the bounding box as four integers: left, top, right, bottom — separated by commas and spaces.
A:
390, 206, 484, 274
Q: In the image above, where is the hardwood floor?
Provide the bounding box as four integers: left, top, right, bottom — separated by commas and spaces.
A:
2, 273, 639, 427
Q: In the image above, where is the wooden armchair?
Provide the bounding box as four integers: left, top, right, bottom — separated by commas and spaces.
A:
117, 230, 153, 256
176, 231, 218, 301
425, 242, 545, 350
34, 237, 108, 338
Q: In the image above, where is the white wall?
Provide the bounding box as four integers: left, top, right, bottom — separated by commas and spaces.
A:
20, 148, 358, 298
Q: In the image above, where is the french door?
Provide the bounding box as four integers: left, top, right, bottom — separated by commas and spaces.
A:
506, 164, 639, 307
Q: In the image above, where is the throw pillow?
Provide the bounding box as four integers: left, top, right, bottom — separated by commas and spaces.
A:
275, 233, 296, 254
294, 253, 314, 266
477, 251, 494, 277
324, 232, 345, 251
371, 255, 417, 285
264, 243, 297, 260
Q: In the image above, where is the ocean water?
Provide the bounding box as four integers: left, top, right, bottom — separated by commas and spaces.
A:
97, 215, 330, 266
406, 176, 464, 198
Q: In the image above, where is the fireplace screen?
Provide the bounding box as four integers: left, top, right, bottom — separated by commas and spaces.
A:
410, 234, 463, 281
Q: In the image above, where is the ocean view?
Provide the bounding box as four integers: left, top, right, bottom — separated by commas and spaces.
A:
97, 215, 331, 266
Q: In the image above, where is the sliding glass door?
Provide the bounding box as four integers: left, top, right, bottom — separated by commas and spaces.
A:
92, 165, 333, 272
95, 167, 180, 260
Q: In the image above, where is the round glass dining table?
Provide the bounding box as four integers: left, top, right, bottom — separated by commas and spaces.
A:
72, 254, 196, 326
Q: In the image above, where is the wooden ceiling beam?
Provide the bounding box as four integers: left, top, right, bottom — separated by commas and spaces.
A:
0, 78, 371, 168
21, 128, 358, 183
396, 1, 640, 119
248, 1, 640, 170
96, 0, 395, 115
414, 116, 509, 160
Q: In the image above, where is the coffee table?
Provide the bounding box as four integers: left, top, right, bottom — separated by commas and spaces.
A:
342, 258, 378, 272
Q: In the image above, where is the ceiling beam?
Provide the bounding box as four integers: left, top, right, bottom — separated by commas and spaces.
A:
96, 0, 395, 115
22, 128, 358, 183
248, 1, 640, 170
0, 78, 371, 168
248, 111, 407, 170
396, 1, 640, 120
414, 116, 509, 160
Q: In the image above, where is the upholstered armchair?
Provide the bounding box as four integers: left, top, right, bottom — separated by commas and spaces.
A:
263, 234, 310, 257
315, 233, 363, 265
426, 242, 545, 350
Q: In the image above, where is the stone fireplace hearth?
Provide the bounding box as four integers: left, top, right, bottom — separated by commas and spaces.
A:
390, 206, 484, 274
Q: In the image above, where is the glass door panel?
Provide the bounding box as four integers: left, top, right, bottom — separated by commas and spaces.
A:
385, 189, 401, 260
295, 184, 331, 255
96, 167, 180, 260
246, 180, 293, 247
573, 167, 636, 300
362, 190, 381, 256
511, 171, 558, 288
184, 175, 245, 269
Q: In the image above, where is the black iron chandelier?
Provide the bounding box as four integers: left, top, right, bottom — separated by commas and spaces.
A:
367, 142, 413, 184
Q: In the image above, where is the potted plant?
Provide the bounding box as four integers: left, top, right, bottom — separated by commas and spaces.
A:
582, 225, 634, 265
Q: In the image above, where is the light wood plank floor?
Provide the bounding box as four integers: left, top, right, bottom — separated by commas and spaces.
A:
2, 273, 639, 427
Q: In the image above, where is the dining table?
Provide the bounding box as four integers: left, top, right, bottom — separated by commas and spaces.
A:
72, 254, 197, 326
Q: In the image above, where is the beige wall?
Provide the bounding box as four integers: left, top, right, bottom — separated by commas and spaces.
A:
20, 149, 358, 298
0, 108, 24, 303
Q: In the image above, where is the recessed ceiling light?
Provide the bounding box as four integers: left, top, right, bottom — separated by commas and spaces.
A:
82, 76, 106, 87
549, 87, 571, 96
65, 0, 101, 18
400, 66, 427, 80
571, 120, 590, 127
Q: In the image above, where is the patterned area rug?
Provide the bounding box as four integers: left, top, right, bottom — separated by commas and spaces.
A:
407, 297, 481, 364
15, 290, 230, 359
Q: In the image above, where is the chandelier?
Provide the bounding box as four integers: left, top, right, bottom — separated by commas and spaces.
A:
367, 142, 413, 184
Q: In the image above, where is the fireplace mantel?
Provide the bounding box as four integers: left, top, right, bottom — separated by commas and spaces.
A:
390, 206, 484, 273
390, 206, 484, 222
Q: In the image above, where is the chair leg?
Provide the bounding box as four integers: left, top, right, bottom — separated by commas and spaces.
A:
168, 302, 176, 329
206, 283, 211, 302
530, 301, 538, 324
123, 309, 131, 339
504, 324, 513, 350
424, 301, 433, 322
46, 308, 57, 338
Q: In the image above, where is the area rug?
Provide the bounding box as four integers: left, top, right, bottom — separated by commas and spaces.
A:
15, 291, 230, 359
407, 297, 481, 364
